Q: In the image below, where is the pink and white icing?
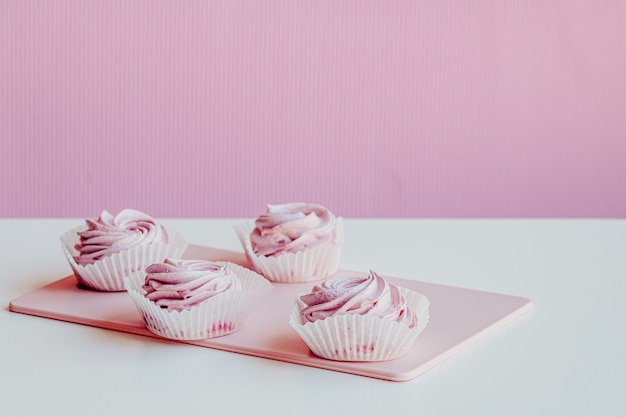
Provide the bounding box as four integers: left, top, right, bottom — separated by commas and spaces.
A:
75, 209, 168, 266
142, 259, 241, 312
250, 203, 337, 257
299, 270, 417, 328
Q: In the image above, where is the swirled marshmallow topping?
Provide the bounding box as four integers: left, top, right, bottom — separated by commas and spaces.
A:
250, 203, 337, 257
142, 259, 241, 312
300, 270, 417, 328
75, 209, 168, 266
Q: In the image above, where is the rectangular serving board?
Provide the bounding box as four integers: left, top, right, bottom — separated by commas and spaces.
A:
9, 245, 532, 382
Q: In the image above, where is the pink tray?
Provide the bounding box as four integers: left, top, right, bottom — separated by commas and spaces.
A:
9, 245, 532, 382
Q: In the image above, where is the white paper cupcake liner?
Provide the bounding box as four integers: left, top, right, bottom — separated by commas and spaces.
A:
125, 262, 273, 340
234, 217, 345, 283
60, 225, 188, 292
289, 288, 430, 362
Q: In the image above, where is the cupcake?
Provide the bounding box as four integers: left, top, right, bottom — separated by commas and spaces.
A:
60, 209, 187, 291
289, 270, 430, 361
234, 203, 344, 283
125, 259, 273, 340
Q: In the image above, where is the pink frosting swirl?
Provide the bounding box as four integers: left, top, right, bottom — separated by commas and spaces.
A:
300, 270, 417, 328
250, 203, 337, 257
75, 209, 168, 266
142, 259, 241, 312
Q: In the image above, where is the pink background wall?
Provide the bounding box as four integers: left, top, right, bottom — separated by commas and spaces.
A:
1, 1, 625, 218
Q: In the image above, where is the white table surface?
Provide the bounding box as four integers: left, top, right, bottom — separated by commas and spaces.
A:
1, 218, 625, 417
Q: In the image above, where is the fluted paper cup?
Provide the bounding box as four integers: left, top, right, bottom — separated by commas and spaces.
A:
234, 218, 344, 283
289, 288, 430, 362
125, 262, 273, 340
60, 225, 187, 292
